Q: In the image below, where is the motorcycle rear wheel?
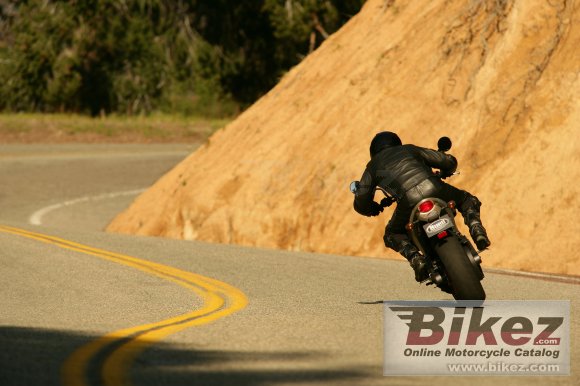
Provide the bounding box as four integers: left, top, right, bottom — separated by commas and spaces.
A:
434, 236, 486, 300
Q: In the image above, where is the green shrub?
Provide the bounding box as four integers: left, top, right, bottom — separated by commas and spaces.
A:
0, 1, 364, 116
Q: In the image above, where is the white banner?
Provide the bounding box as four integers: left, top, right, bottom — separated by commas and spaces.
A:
383, 301, 570, 376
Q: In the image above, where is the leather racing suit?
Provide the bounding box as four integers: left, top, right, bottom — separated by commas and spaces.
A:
353, 144, 488, 268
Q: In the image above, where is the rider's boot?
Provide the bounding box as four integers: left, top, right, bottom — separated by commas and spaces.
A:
470, 221, 491, 251
401, 243, 429, 282
461, 196, 491, 251
464, 211, 491, 251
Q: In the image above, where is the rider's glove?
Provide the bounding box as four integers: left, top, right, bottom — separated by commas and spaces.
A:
368, 201, 384, 216
380, 197, 394, 208
437, 170, 452, 179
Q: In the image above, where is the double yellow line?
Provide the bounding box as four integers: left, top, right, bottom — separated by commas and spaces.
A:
0, 225, 248, 386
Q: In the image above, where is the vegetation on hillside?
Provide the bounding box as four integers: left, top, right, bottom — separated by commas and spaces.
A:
0, 0, 365, 116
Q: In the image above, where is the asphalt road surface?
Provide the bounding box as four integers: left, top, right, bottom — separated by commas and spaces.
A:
0, 144, 578, 386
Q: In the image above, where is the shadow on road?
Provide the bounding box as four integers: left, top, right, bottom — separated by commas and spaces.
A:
0, 326, 372, 386
0, 326, 92, 386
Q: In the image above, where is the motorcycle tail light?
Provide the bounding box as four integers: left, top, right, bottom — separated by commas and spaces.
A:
419, 200, 434, 213
437, 230, 449, 239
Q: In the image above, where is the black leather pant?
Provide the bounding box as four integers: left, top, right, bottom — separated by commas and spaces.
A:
383, 177, 482, 256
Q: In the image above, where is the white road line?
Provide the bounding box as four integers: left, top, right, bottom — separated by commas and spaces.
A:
29, 189, 147, 226
390, 257, 580, 284
486, 267, 580, 284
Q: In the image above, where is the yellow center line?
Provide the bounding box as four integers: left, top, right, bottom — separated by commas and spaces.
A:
0, 225, 248, 386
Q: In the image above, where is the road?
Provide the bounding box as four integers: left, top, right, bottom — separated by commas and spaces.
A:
0, 144, 578, 386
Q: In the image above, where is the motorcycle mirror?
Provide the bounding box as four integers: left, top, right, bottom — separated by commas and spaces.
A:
437, 136, 452, 152
349, 181, 360, 194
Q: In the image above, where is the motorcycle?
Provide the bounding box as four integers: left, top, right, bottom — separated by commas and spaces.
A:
350, 137, 486, 300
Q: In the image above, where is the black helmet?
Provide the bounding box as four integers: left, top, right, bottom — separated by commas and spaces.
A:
369, 131, 402, 157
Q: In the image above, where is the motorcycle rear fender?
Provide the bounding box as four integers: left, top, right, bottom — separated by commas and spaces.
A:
408, 198, 458, 254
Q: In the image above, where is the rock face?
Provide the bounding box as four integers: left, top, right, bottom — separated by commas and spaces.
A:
108, 0, 580, 276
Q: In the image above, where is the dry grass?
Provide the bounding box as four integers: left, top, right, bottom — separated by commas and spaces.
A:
0, 113, 232, 143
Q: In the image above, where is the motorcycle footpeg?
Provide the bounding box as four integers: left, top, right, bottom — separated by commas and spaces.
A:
429, 272, 443, 285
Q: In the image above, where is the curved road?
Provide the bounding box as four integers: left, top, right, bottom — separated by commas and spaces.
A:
0, 144, 577, 386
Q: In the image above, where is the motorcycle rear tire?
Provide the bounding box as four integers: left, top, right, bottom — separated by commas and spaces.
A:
434, 236, 486, 300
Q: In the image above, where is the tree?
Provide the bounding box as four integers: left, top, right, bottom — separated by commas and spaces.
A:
0, 0, 365, 115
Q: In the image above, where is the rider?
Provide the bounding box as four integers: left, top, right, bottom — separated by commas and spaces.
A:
353, 131, 491, 282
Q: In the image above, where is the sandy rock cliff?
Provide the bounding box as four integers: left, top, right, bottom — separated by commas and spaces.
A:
108, 0, 580, 275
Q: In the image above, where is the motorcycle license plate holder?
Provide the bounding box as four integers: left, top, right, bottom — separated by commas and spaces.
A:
423, 215, 453, 238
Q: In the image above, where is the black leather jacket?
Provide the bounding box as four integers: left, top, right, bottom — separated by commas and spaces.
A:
354, 144, 457, 216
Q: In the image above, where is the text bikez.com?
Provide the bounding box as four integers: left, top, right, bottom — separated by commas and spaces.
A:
389, 306, 563, 348
383, 301, 569, 376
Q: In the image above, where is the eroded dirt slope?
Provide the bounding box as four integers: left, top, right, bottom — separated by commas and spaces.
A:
108, 0, 580, 275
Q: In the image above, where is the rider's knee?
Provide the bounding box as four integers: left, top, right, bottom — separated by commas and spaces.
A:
460, 194, 482, 213
383, 231, 405, 251
383, 228, 396, 249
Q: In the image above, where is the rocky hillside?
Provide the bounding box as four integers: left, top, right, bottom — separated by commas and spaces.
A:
108, 0, 580, 276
